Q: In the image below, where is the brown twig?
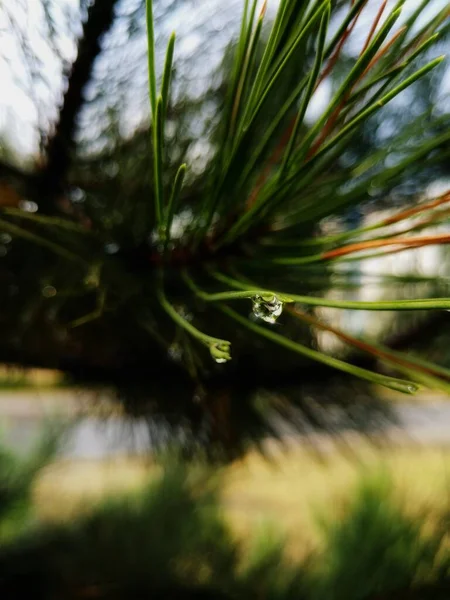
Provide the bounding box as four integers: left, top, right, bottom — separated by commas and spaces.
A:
381, 191, 450, 226
316, 0, 369, 87
307, 24, 405, 160
287, 305, 450, 381
245, 121, 296, 210
361, 0, 387, 54
307, 0, 408, 161
322, 234, 450, 260
361, 26, 406, 78
245, 0, 369, 211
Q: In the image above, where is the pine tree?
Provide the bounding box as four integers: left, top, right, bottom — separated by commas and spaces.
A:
0, 0, 449, 455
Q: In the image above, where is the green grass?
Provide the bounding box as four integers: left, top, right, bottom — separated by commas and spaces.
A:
313, 474, 449, 599
19, 447, 450, 598
33, 445, 450, 559
0, 367, 65, 391
1, 442, 450, 598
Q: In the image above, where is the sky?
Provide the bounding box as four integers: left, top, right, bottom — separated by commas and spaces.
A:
0, 0, 448, 164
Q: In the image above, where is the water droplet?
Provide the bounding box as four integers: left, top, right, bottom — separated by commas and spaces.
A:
19, 200, 38, 213
0, 233, 12, 244
103, 162, 119, 178
392, 381, 419, 394
252, 294, 283, 324
210, 342, 231, 364
193, 393, 203, 404
168, 344, 183, 362
42, 285, 57, 298
104, 242, 120, 255
84, 264, 101, 288
70, 187, 86, 203
175, 305, 193, 322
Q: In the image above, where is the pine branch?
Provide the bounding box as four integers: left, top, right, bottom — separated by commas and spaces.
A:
1, 0, 449, 450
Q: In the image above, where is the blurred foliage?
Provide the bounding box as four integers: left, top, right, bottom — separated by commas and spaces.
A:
0, 425, 59, 541
2, 441, 450, 599
314, 474, 450, 599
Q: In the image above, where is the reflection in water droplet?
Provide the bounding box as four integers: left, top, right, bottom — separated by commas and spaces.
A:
104, 242, 120, 254
71, 187, 86, 203
252, 294, 283, 324
168, 344, 183, 362
19, 200, 38, 213
104, 162, 119, 178
42, 285, 57, 298
175, 305, 193, 322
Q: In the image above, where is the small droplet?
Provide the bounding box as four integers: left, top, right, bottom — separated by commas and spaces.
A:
104, 242, 120, 255
0, 233, 12, 244
84, 264, 101, 289
42, 285, 57, 298
392, 381, 419, 394
175, 305, 193, 322
168, 343, 183, 362
71, 188, 86, 203
19, 200, 38, 213
252, 294, 283, 324
104, 162, 119, 178
210, 342, 231, 364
